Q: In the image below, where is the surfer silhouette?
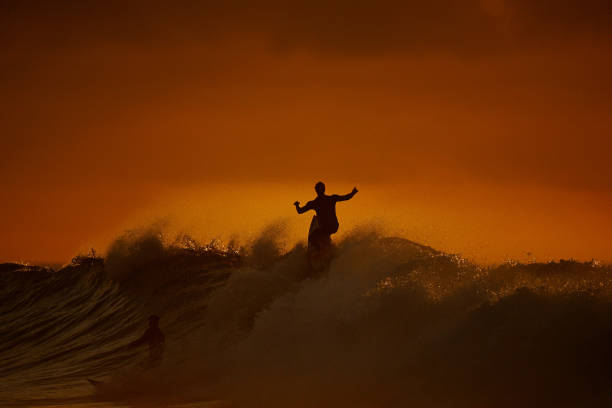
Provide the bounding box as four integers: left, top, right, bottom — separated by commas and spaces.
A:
294, 182, 358, 257
128, 315, 165, 368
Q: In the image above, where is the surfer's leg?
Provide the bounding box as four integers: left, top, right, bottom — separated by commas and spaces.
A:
310, 230, 329, 250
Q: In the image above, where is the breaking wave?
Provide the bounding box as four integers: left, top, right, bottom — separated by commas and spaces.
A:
1, 224, 612, 407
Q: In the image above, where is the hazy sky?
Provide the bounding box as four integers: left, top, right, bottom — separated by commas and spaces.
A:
1, 1, 611, 263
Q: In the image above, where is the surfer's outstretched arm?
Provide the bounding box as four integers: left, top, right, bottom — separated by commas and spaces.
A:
336, 187, 358, 202
294, 200, 314, 214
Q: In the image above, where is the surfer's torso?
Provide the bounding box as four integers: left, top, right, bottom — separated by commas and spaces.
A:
145, 328, 165, 348
307, 195, 340, 234
140, 327, 165, 363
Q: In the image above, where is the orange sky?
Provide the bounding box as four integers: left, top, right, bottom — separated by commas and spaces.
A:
1, 1, 611, 264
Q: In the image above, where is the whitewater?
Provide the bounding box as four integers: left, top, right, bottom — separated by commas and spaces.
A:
1, 224, 612, 407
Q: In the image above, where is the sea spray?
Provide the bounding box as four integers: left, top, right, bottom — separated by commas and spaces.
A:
1, 224, 611, 407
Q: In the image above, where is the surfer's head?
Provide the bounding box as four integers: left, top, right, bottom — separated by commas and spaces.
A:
315, 181, 325, 196
149, 315, 160, 328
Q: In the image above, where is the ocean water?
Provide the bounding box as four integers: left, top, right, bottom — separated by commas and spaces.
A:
2, 226, 612, 407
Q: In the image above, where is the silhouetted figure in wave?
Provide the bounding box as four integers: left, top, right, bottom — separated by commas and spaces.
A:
294, 182, 358, 265
128, 315, 165, 368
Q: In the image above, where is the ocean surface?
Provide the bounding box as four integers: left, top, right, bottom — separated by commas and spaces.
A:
2, 226, 612, 407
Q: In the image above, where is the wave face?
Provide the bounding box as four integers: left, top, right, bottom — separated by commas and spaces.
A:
2, 226, 612, 407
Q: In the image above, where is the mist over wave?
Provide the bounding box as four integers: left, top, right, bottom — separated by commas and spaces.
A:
1, 223, 612, 407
